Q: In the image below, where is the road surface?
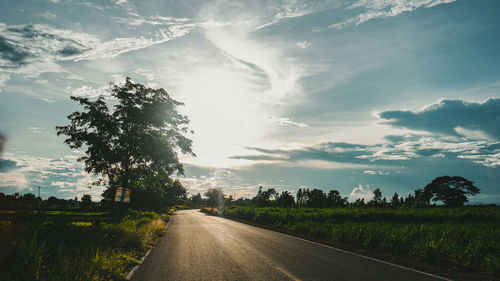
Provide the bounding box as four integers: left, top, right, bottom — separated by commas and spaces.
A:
131, 210, 446, 281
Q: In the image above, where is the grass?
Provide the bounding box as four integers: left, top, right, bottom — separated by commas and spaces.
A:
200, 207, 220, 215
168, 204, 192, 213
223, 206, 500, 278
0, 209, 169, 281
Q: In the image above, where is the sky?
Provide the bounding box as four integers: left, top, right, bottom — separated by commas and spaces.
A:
0, 0, 499, 203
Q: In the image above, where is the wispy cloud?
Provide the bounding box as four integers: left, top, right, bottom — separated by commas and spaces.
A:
36, 11, 57, 20
297, 40, 311, 49
64, 84, 111, 98
329, 0, 456, 30
0, 152, 98, 193
267, 115, 308, 128
0, 73, 10, 92
233, 135, 500, 168
0, 21, 193, 80
0, 152, 103, 199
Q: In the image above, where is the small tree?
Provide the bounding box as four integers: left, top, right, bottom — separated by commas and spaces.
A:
205, 187, 224, 209
307, 189, 326, 208
296, 188, 307, 207
368, 188, 383, 206
276, 191, 295, 208
252, 186, 277, 207
414, 188, 431, 207
190, 193, 203, 208
353, 198, 365, 207
81, 194, 92, 209
325, 190, 348, 207
390, 192, 401, 207
423, 176, 480, 207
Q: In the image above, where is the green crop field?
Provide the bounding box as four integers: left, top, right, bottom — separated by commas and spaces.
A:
0, 209, 169, 281
223, 206, 500, 277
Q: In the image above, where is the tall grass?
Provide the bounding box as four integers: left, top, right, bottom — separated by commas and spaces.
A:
223, 206, 500, 276
0, 210, 168, 281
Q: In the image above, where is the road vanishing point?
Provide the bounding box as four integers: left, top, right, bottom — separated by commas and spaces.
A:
131, 210, 447, 281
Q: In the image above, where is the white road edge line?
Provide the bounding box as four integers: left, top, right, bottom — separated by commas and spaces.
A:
125, 215, 173, 280
224, 216, 451, 281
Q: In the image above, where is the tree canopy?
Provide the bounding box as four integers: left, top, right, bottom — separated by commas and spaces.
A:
423, 176, 480, 207
205, 187, 224, 208
56, 78, 194, 207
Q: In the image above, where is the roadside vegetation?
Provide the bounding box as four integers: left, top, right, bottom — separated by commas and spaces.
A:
0, 207, 168, 281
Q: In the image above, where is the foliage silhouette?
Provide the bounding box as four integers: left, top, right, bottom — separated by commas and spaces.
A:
325, 190, 348, 207
204, 187, 224, 208
81, 194, 92, 209
252, 186, 277, 207
276, 191, 295, 207
56, 78, 194, 209
423, 176, 480, 207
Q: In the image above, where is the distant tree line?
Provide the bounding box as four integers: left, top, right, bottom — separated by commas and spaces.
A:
0, 192, 95, 210
189, 176, 481, 209
0, 179, 189, 211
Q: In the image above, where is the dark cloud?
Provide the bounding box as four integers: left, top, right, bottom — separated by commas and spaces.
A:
234, 137, 500, 168
0, 24, 91, 69
379, 98, 500, 139
230, 154, 286, 161
243, 142, 374, 164
414, 148, 442, 156
58, 45, 84, 56
0, 35, 30, 65
0, 159, 17, 172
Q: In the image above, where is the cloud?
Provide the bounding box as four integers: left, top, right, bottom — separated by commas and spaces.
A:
61, 30, 189, 62
0, 159, 17, 172
363, 170, 389, 175
348, 184, 374, 201
179, 165, 262, 198
379, 98, 500, 140
0, 73, 10, 92
37, 11, 57, 20
113, 14, 191, 27
256, 1, 322, 30
0, 21, 192, 79
0, 23, 98, 77
64, 84, 112, 98
0, 152, 100, 198
233, 135, 500, 168
297, 40, 311, 49
267, 115, 308, 128
329, 0, 456, 30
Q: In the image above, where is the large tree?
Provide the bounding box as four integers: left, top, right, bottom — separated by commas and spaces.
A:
423, 176, 480, 207
56, 78, 194, 205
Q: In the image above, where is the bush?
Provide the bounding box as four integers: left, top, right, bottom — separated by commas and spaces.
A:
0, 210, 169, 281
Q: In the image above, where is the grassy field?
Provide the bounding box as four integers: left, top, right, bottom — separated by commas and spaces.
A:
0, 209, 169, 281
223, 206, 500, 278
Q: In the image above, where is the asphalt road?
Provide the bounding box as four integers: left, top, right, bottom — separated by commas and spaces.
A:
131, 210, 447, 281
